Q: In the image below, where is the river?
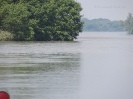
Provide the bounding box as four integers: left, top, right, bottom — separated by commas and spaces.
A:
0, 32, 133, 99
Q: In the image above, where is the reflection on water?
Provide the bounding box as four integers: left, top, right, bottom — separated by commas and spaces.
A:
1, 32, 133, 99
0, 42, 81, 99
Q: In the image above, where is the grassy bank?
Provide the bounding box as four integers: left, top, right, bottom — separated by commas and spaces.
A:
0, 30, 13, 41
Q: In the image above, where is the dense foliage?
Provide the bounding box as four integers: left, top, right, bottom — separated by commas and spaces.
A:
0, 0, 83, 41
0, 30, 13, 41
82, 18, 124, 32
120, 13, 133, 34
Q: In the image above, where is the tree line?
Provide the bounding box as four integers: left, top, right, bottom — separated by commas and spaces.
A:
82, 18, 125, 32
0, 0, 83, 41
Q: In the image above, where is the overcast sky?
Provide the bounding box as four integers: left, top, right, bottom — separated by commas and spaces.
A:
76, 0, 133, 20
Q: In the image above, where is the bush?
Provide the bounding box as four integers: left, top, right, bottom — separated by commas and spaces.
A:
0, 30, 13, 41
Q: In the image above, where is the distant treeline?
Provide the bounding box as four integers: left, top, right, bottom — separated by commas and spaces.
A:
82, 18, 125, 32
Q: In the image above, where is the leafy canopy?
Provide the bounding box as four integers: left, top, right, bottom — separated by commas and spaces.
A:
0, 0, 83, 41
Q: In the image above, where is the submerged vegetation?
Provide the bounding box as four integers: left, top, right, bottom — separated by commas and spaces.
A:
0, 0, 83, 41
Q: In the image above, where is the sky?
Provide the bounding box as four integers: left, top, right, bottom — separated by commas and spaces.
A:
76, 0, 133, 21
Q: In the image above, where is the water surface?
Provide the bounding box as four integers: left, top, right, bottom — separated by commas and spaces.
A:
80, 32, 133, 99
0, 32, 133, 99
0, 41, 81, 99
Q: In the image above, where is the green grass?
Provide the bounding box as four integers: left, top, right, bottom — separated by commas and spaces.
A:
0, 30, 13, 41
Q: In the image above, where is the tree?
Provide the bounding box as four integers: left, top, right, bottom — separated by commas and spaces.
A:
120, 13, 133, 34
0, 1, 34, 40
0, 0, 83, 41
124, 13, 133, 34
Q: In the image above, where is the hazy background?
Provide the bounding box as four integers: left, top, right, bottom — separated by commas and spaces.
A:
77, 0, 133, 21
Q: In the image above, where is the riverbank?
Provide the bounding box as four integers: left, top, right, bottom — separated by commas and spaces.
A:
0, 30, 13, 41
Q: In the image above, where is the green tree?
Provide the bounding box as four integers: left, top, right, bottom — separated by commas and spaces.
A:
119, 13, 133, 34
0, 0, 83, 41
124, 13, 133, 34
0, 1, 34, 40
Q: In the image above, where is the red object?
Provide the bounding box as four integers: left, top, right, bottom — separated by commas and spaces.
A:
0, 91, 10, 99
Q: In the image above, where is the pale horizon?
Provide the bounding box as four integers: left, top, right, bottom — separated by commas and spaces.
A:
77, 0, 133, 21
